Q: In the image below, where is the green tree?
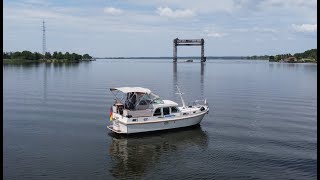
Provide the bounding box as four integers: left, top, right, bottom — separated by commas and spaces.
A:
71, 53, 76, 60
82, 54, 92, 59
65, 52, 71, 60
45, 52, 52, 59
304, 49, 317, 60
3, 52, 10, 59
34, 52, 43, 60
21, 50, 34, 60
52, 51, 58, 59
77, 54, 82, 60
269, 56, 275, 61
57, 52, 64, 59
11, 52, 21, 59
294, 53, 302, 60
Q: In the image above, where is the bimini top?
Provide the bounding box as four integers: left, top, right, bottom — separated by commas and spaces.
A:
110, 87, 152, 94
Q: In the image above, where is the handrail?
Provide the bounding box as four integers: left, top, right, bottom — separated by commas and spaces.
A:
188, 99, 208, 107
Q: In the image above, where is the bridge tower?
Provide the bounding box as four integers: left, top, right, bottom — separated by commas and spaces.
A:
173, 38, 206, 62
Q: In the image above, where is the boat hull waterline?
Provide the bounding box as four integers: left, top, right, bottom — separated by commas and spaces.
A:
108, 109, 209, 134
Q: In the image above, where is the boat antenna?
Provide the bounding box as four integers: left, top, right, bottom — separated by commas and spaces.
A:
176, 85, 186, 108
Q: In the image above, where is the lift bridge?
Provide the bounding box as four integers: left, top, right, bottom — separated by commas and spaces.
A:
173, 38, 206, 62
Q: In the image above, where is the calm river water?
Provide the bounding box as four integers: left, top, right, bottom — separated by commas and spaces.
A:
3, 59, 317, 179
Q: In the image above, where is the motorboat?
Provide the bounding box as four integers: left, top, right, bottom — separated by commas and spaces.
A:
107, 86, 209, 134
186, 59, 193, 62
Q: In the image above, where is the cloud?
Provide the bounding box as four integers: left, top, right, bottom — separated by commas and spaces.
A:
292, 24, 317, 32
252, 27, 277, 33
156, 7, 195, 18
232, 27, 278, 33
103, 7, 123, 15
128, 1, 239, 14
258, 0, 316, 9
203, 29, 227, 38
22, 0, 51, 6
207, 32, 227, 38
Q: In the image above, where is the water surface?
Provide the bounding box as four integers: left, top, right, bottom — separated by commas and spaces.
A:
3, 59, 317, 179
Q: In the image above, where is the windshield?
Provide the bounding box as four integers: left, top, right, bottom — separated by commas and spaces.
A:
139, 93, 164, 104
152, 98, 164, 104
149, 93, 163, 104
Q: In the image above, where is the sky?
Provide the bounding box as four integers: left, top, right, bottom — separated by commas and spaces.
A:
3, 0, 317, 57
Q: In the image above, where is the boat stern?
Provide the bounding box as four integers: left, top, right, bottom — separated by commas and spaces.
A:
107, 124, 126, 134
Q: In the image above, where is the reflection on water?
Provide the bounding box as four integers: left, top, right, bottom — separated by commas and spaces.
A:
173, 62, 206, 99
52, 62, 80, 73
173, 62, 177, 88
200, 63, 205, 96
108, 125, 208, 179
42, 63, 51, 102
3, 62, 41, 69
268, 62, 317, 72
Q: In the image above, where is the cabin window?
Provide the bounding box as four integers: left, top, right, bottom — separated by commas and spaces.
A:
153, 108, 161, 116
163, 107, 170, 116
171, 107, 179, 113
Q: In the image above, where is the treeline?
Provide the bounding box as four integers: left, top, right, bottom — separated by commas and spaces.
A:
3, 51, 92, 61
293, 49, 317, 60
269, 49, 317, 61
243, 55, 269, 60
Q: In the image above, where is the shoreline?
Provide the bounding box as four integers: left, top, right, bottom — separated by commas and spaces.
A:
3, 58, 316, 64
269, 60, 317, 64
3, 58, 95, 64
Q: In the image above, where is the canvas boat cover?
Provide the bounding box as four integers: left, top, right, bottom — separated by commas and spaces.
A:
110, 87, 152, 94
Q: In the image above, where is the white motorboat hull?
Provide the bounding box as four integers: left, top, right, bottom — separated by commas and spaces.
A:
107, 109, 208, 134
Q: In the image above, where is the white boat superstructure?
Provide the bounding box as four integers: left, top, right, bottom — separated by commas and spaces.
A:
107, 86, 209, 134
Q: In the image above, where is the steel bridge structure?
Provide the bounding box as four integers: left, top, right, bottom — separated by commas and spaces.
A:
173, 38, 206, 62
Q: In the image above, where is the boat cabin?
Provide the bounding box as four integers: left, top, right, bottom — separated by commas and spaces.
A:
110, 87, 180, 118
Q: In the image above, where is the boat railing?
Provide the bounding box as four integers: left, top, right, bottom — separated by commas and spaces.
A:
188, 99, 208, 107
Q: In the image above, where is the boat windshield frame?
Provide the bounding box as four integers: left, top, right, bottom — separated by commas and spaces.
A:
110, 89, 163, 110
